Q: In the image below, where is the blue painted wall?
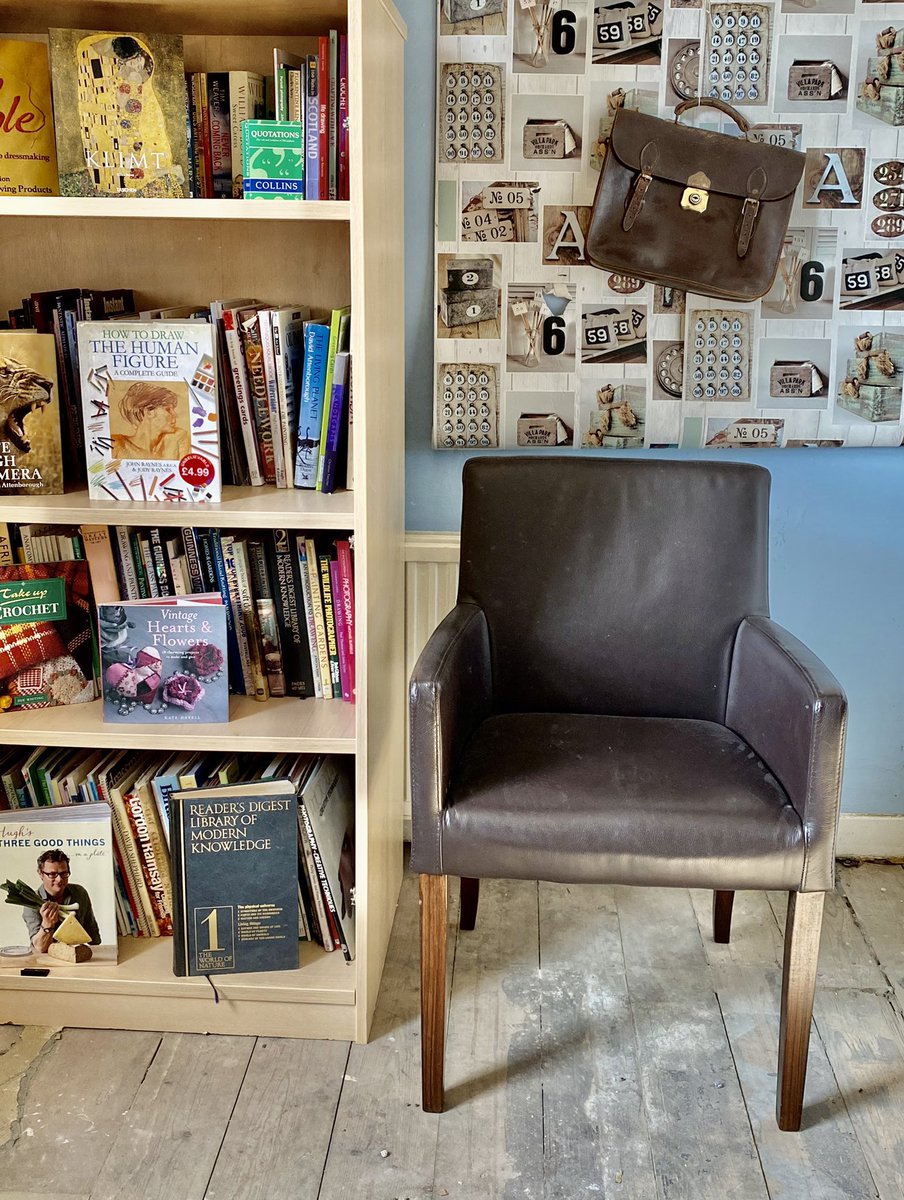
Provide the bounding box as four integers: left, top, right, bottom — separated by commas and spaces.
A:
394, 0, 903, 815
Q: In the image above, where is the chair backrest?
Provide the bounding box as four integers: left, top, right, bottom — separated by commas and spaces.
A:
457, 458, 770, 722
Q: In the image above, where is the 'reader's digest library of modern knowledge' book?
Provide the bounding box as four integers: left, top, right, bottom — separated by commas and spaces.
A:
169, 780, 298, 976
77, 321, 220, 503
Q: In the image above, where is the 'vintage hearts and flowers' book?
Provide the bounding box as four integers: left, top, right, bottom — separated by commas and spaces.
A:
98, 596, 228, 723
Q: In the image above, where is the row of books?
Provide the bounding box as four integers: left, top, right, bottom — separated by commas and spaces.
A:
0, 751, 356, 970
0, 521, 356, 708
0, 32, 348, 202
0, 297, 352, 498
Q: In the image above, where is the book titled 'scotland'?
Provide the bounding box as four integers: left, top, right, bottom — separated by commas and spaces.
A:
169, 780, 298, 976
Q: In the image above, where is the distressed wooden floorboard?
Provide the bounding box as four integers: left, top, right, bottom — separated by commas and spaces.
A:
432, 878, 545, 1200
837, 864, 904, 1007
318, 870, 441, 1200
538, 882, 657, 1200
89, 1032, 254, 1200
0, 1028, 160, 1197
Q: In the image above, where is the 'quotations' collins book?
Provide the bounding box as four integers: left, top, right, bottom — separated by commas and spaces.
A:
0, 332, 63, 495
48, 29, 189, 198
98, 597, 229, 723
0, 39, 60, 197
77, 320, 220, 502
169, 780, 299, 976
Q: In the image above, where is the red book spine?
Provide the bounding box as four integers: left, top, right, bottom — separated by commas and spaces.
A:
318, 36, 329, 202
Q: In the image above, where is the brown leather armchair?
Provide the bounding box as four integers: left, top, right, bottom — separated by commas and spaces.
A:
409, 458, 846, 1131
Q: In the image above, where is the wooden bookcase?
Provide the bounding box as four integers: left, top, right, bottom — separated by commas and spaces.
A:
0, 0, 406, 1042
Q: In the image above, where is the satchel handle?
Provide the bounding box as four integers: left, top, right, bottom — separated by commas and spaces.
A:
673, 97, 751, 134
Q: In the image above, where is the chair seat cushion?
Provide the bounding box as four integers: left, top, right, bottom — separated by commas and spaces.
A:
441, 713, 805, 890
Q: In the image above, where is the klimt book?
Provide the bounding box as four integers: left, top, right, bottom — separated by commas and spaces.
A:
0, 333, 63, 495
0, 562, 97, 712
98, 596, 228, 723
77, 320, 220, 502
0, 803, 118, 968
49, 30, 189, 198
0, 39, 60, 197
169, 780, 299, 976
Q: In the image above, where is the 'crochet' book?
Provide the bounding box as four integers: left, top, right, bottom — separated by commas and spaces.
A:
0, 562, 97, 712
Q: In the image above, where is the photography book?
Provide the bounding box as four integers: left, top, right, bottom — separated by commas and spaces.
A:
0, 332, 64, 495
0, 562, 97, 712
169, 780, 299, 976
0, 803, 118, 967
98, 596, 228, 723
77, 320, 220, 503
49, 29, 189, 198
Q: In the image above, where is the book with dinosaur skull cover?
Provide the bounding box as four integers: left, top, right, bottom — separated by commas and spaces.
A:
0, 333, 64, 495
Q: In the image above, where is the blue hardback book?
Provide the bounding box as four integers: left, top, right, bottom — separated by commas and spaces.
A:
98, 597, 229, 723
304, 54, 320, 200
170, 781, 299, 976
293, 320, 330, 487
319, 351, 350, 495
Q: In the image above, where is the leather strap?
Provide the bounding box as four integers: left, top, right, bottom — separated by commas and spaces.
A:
622, 141, 658, 230
737, 165, 767, 256
674, 97, 750, 133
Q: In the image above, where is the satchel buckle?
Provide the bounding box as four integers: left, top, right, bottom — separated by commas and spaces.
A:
681, 185, 709, 213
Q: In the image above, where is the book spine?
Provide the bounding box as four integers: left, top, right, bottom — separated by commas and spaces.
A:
222, 308, 264, 486
181, 527, 205, 594
248, 538, 287, 697
195, 529, 218, 594
229, 72, 265, 199
258, 310, 287, 487
338, 34, 349, 201
270, 313, 297, 482
208, 531, 248, 695
267, 529, 315, 699
328, 29, 338, 202
149, 528, 175, 596
207, 71, 232, 198
218, 534, 256, 698
315, 312, 344, 491
239, 310, 276, 484
127, 531, 150, 599
297, 801, 335, 951
300, 799, 348, 957
138, 534, 160, 598
318, 37, 329, 204
288, 68, 302, 123
210, 303, 246, 487
124, 788, 173, 935
171, 799, 188, 973
185, 76, 198, 198
189, 74, 209, 199
304, 537, 333, 698
296, 538, 324, 699
319, 352, 349, 494
305, 55, 320, 200
80, 524, 121, 605
330, 559, 352, 702
198, 73, 215, 199
294, 323, 329, 488
229, 538, 269, 701
276, 65, 288, 122
113, 527, 139, 599
335, 539, 356, 701
318, 552, 342, 698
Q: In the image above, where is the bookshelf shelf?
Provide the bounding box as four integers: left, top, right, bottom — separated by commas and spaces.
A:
0, 695, 356, 753
0, 198, 351, 222
0, 0, 406, 1044
0, 487, 356, 530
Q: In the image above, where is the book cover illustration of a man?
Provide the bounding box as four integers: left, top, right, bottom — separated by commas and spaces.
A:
109, 381, 192, 461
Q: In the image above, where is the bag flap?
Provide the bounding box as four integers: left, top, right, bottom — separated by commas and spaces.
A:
608, 109, 804, 202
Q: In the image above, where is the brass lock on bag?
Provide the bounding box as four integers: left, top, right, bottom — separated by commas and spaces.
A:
681, 172, 711, 213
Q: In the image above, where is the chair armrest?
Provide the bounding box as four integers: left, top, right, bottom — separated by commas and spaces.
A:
409, 603, 492, 875
726, 615, 847, 892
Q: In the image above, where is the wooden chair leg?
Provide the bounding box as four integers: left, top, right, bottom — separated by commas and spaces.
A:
776, 890, 825, 1132
713, 890, 735, 944
420, 873, 448, 1114
459, 877, 479, 931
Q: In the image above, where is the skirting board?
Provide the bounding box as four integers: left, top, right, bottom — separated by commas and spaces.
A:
404, 534, 904, 857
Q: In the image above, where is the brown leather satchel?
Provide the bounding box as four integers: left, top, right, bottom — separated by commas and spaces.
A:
586, 98, 805, 302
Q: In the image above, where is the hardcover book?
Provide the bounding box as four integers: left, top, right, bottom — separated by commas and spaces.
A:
0, 332, 64, 495
77, 320, 220, 502
0, 562, 97, 713
0, 39, 60, 198
299, 756, 355, 960
0, 803, 118, 967
49, 29, 189, 198
169, 780, 299, 976
98, 596, 228, 723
